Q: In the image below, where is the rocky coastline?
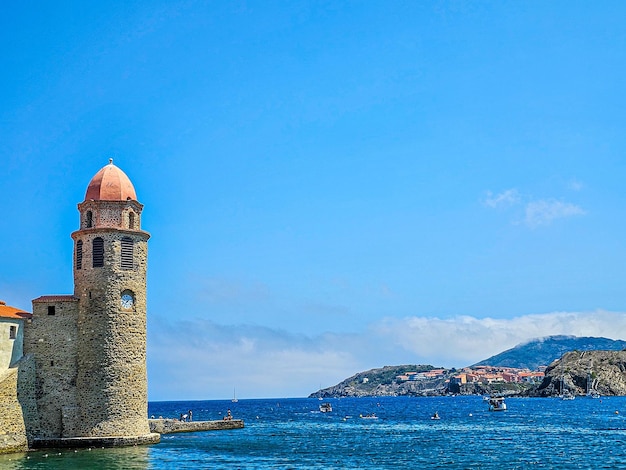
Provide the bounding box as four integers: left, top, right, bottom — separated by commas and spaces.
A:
525, 350, 626, 397
310, 364, 534, 399
311, 350, 626, 399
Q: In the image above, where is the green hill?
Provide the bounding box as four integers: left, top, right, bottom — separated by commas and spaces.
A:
310, 336, 626, 398
472, 335, 626, 370
309, 365, 443, 398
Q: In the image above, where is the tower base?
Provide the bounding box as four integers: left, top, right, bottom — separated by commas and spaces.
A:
31, 433, 160, 449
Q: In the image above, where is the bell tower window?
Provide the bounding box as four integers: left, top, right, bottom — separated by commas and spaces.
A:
86, 211, 93, 228
121, 237, 133, 270
129, 212, 135, 230
76, 240, 83, 270
93, 237, 104, 267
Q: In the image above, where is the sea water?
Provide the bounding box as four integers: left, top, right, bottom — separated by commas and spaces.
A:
2, 396, 626, 469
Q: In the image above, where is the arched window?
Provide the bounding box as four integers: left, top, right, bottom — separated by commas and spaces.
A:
86, 211, 93, 228
129, 212, 135, 230
76, 240, 83, 270
93, 237, 104, 268
121, 237, 133, 270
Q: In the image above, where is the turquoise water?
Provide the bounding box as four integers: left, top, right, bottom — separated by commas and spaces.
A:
2, 396, 626, 468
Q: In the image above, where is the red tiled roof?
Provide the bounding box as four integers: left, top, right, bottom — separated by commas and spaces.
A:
0, 300, 31, 320
32, 295, 79, 303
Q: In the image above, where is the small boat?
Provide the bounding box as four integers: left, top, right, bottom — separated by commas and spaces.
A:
559, 377, 575, 400
359, 413, 378, 419
488, 396, 507, 412
319, 402, 332, 413
586, 373, 600, 398
232, 388, 238, 403
431, 411, 440, 420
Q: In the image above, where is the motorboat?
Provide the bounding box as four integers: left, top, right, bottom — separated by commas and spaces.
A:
488, 396, 507, 412
319, 402, 332, 413
431, 411, 440, 420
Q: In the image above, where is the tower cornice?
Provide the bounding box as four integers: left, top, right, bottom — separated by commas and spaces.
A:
71, 228, 151, 240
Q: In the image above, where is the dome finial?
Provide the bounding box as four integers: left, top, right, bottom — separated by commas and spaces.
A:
109, 158, 114, 165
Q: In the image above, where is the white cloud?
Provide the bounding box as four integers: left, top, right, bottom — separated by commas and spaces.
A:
372, 310, 626, 364
523, 199, 586, 227
147, 310, 626, 400
484, 189, 521, 208
147, 319, 364, 400
484, 188, 586, 227
568, 178, 584, 191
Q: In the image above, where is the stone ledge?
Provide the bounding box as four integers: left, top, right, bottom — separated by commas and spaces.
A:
149, 419, 244, 434
0, 435, 28, 455
31, 433, 160, 449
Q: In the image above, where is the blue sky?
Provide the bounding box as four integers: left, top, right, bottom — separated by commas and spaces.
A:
3, 1, 626, 399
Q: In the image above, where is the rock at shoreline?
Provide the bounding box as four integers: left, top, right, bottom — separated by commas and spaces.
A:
528, 350, 626, 397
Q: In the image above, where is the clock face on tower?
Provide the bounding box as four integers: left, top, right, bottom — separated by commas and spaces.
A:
121, 291, 134, 309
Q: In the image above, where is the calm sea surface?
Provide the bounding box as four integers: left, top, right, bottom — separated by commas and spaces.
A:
2, 396, 626, 469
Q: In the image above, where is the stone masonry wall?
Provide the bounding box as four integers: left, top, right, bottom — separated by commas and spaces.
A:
24, 299, 78, 438
16, 354, 40, 446
78, 200, 143, 231
72, 223, 150, 438
0, 367, 28, 453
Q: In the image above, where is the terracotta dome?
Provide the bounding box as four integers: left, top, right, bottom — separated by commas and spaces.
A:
85, 159, 137, 201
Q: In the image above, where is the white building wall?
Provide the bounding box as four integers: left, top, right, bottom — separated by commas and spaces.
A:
0, 318, 24, 369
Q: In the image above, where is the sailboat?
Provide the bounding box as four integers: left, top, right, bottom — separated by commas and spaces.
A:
232, 387, 238, 403
561, 377, 575, 400
586, 372, 600, 398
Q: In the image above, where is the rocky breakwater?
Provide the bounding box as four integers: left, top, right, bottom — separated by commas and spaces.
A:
149, 419, 244, 434
529, 350, 626, 397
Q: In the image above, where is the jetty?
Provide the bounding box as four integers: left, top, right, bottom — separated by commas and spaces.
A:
149, 418, 244, 434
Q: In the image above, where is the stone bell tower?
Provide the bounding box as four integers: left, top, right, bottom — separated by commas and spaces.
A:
70, 158, 154, 440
